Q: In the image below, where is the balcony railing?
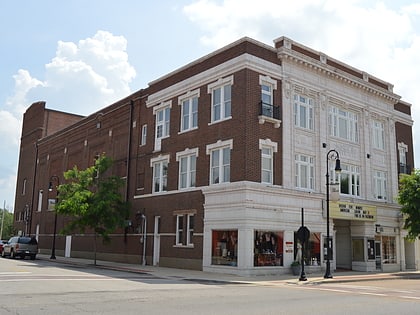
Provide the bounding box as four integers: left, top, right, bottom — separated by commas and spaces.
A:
259, 101, 280, 120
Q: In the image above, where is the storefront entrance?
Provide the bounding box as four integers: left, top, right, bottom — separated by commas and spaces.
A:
335, 220, 352, 269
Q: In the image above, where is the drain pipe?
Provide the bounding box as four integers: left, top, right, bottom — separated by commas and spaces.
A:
142, 214, 147, 266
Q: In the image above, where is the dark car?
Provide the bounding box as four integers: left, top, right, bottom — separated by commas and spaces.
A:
0, 240, 6, 254
1, 236, 38, 260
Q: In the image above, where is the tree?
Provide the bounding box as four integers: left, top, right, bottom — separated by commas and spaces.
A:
56, 154, 129, 264
0, 209, 15, 240
397, 169, 420, 241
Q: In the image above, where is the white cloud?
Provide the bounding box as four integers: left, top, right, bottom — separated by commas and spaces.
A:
0, 30, 136, 209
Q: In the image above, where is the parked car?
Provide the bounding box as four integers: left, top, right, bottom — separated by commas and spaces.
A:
1, 236, 38, 260
0, 240, 7, 254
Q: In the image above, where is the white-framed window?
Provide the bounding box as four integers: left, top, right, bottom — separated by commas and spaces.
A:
260, 75, 277, 118
141, 124, 147, 146
151, 154, 170, 193
328, 106, 359, 142
208, 76, 233, 123
153, 101, 171, 139
398, 143, 408, 165
176, 214, 183, 245
372, 120, 385, 150
374, 170, 387, 200
187, 214, 194, 246
335, 164, 360, 197
37, 190, 43, 212
176, 148, 198, 189
294, 94, 314, 130
295, 154, 314, 190
206, 139, 233, 185
179, 89, 199, 132
259, 139, 278, 184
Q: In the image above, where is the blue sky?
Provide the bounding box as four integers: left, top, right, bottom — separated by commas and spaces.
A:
1, 0, 420, 211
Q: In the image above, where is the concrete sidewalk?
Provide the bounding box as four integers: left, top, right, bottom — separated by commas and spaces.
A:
36, 254, 420, 285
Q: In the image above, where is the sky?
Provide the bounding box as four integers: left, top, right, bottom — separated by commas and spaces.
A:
1, 0, 419, 212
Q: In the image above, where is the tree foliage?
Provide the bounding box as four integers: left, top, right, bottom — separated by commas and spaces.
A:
397, 169, 420, 241
1, 209, 15, 240
56, 154, 129, 262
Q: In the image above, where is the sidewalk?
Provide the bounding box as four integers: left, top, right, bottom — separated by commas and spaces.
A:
36, 254, 420, 285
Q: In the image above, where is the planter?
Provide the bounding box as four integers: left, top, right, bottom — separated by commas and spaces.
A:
291, 264, 301, 276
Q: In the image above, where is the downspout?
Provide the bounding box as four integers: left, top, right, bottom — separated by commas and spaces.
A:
124, 100, 134, 243
29, 142, 39, 236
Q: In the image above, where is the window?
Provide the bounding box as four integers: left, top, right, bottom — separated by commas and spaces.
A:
295, 154, 314, 190
151, 155, 169, 193
372, 120, 385, 150
179, 89, 199, 132
176, 148, 198, 189
294, 232, 321, 266
382, 236, 396, 264
328, 106, 358, 142
176, 215, 183, 245
187, 214, 194, 246
22, 178, 27, 195
175, 213, 195, 246
37, 190, 43, 212
254, 231, 284, 266
208, 76, 233, 123
294, 95, 314, 130
207, 140, 233, 185
335, 164, 360, 197
141, 124, 147, 146
259, 139, 277, 184
156, 107, 170, 139
211, 230, 238, 266
374, 170, 387, 200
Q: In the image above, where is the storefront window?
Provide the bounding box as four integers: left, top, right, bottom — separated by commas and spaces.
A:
382, 236, 396, 264
352, 239, 364, 261
211, 230, 237, 266
294, 232, 321, 266
254, 231, 283, 266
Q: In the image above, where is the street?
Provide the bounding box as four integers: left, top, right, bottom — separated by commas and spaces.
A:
1, 258, 420, 315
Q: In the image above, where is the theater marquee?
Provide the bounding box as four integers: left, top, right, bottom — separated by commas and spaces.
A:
329, 201, 377, 221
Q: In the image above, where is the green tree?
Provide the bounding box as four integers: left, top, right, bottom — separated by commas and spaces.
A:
397, 169, 420, 241
0, 209, 15, 240
56, 154, 129, 264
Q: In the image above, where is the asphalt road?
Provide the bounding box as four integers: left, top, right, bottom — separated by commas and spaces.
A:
1, 257, 419, 315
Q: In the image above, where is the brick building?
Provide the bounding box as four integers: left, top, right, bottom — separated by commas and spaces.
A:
14, 36, 416, 275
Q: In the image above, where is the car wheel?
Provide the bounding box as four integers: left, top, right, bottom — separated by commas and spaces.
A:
30, 255, 36, 260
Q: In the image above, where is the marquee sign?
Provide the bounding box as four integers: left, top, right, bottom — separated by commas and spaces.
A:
329, 201, 377, 221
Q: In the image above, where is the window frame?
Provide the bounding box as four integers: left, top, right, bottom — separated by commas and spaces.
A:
294, 94, 314, 130
153, 101, 172, 140
179, 89, 200, 133
206, 139, 233, 185
373, 170, 387, 200
295, 154, 315, 191
328, 106, 359, 143
176, 148, 198, 189
208, 76, 233, 124
259, 139, 278, 185
150, 154, 170, 193
333, 163, 360, 197
141, 124, 147, 146
372, 120, 385, 150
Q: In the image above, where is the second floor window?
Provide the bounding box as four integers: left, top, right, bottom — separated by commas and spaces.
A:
151, 156, 169, 193
141, 124, 147, 146
207, 139, 233, 185
295, 154, 314, 190
374, 170, 387, 200
156, 107, 170, 139
329, 106, 358, 142
294, 95, 314, 130
336, 164, 360, 197
177, 151, 197, 189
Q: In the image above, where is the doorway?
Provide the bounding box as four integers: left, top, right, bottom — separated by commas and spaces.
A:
375, 241, 382, 270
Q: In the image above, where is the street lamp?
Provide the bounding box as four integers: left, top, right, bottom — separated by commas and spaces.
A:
324, 149, 341, 279
49, 175, 60, 259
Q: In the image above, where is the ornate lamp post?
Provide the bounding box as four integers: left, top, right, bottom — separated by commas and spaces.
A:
324, 149, 341, 279
48, 175, 60, 259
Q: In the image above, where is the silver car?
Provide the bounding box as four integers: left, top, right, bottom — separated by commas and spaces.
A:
1, 236, 38, 260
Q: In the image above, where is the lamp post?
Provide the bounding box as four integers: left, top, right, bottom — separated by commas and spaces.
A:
324, 149, 341, 279
49, 175, 59, 259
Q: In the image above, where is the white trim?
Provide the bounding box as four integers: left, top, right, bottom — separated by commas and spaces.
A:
178, 88, 201, 105
176, 147, 199, 161
150, 154, 170, 167
259, 139, 278, 152
259, 75, 277, 90
152, 100, 172, 115
207, 75, 234, 94
206, 139, 233, 154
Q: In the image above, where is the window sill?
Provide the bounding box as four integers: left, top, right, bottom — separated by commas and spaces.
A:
208, 116, 232, 126
173, 244, 194, 249
258, 115, 281, 128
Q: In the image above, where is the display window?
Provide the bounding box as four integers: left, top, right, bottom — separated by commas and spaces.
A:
381, 236, 396, 264
254, 231, 283, 266
211, 230, 238, 266
294, 232, 321, 266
